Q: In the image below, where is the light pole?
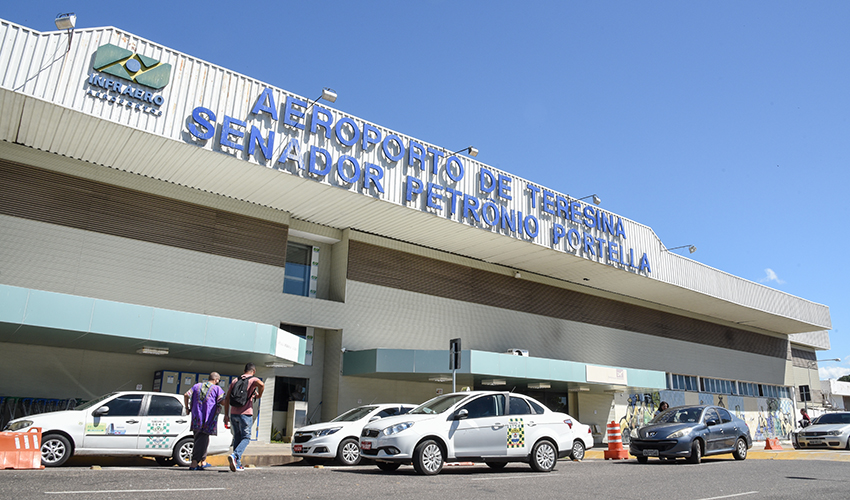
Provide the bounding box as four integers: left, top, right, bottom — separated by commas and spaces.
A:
805, 358, 841, 412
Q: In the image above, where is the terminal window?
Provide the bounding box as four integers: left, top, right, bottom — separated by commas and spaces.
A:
283, 242, 312, 297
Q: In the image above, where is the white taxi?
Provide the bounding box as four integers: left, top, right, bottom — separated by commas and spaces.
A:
359, 391, 592, 475
292, 403, 415, 465
2, 391, 230, 467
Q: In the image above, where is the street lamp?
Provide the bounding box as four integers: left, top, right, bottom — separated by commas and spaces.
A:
804, 358, 841, 412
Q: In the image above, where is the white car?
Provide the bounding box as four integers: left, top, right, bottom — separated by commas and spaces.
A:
292, 403, 415, 465
359, 391, 593, 475
2, 391, 230, 467
792, 411, 850, 449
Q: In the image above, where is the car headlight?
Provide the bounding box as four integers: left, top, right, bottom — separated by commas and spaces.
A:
827, 430, 842, 436
666, 427, 694, 439
316, 427, 342, 437
4, 420, 33, 432
630, 428, 640, 439
381, 422, 414, 436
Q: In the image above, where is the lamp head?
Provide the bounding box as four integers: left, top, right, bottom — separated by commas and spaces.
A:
55, 13, 76, 30
321, 87, 337, 103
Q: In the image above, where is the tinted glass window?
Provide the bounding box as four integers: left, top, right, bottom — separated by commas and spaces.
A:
509, 397, 532, 415
461, 395, 505, 419
528, 399, 546, 414
376, 408, 399, 418
283, 243, 312, 297
102, 394, 143, 417
717, 408, 733, 423
147, 395, 184, 416
704, 408, 720, 423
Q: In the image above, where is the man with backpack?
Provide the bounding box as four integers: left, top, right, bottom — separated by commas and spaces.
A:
223, 362, 264, 471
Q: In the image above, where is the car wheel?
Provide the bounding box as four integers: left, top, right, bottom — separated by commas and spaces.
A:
154, 456, 175, 466
413, 439, 444, 475
376, 461, 401, 472
530, 439, 557, 472
41, 434, 72, 467
686, 440, 702, 464
569, 440, 586, 461
337, 438, 361, 466
172, 437, 193, 467
486, 461, 507, 470
636, 456, 648, 464
732, 438, 748, 460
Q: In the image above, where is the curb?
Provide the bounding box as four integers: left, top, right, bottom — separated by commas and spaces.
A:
586, 448, 850, 462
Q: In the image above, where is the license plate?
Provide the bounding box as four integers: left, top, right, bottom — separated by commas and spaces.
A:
642, 449, 659, 457
361, 441, 372, 450
807, 439, 822, 444
293, 444, 302, 452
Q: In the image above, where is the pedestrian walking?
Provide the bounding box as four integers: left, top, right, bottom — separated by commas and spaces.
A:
183, 372, 225, 470
223, 362, 264, 471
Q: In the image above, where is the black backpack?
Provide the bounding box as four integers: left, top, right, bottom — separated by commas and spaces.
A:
230, 377, 252, 407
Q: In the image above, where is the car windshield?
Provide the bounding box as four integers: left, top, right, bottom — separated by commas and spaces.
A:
812, 413, 850, 425
74, 393, 117, 411
410, 394, 471, 414
652, 407, 704, 424
331, 406, 379, 422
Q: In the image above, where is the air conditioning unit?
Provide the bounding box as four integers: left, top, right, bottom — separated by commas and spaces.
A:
506, 349, 529, 357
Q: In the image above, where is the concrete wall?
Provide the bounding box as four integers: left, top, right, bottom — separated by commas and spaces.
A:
340, 280, 790, 386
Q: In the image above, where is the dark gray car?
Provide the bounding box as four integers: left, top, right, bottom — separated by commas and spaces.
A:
628, 405, 751, 464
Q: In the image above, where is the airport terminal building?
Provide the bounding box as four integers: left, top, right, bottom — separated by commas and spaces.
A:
0, 18, 833, 444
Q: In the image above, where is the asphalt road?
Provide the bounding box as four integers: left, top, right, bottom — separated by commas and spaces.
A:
2, 458, 848, 500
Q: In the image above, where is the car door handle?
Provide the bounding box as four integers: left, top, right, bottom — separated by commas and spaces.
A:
176, 419, 188, 423
493, 423, 504, 429
528, 421, 537, 427
126, 420, 139, 424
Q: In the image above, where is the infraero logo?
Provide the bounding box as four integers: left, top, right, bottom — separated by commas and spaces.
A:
92, 43, 171, 89
85, 43, 172, 116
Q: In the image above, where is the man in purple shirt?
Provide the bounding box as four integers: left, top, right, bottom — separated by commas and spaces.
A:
183, 372, 225, 470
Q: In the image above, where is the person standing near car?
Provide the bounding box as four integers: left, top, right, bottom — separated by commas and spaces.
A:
223, 362, 264, 472
183, 372, 225, 471
800, 408, 811, 427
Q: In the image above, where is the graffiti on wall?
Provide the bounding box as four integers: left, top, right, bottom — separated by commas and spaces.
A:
613, 390, 796, 443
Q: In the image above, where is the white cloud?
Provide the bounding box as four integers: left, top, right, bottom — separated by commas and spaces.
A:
761, 268, 785, 285
819, 365, 850, 380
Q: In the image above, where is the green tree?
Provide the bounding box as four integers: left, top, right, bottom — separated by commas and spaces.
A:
839, 374, 850, 383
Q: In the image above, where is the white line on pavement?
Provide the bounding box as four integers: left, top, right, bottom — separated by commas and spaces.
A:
470, 474, 562, 481
696, 492, 759, 500
45, 488, 226, 495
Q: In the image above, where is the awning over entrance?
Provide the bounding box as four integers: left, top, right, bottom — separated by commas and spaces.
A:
0, 284, 306, 365
342, 348, 666, 391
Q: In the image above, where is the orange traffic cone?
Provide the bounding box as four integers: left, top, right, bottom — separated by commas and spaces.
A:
764, 437, 783, 450
0, 427, 44, 470
604, 421, 629, 460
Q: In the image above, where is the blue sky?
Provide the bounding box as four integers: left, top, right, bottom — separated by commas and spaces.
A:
4, 2, 849, 377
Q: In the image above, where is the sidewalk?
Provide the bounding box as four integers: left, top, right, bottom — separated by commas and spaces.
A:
206, 442, 299, 468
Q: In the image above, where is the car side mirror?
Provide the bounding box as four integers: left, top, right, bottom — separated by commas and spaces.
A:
93, 406, 109, 417
369, 416, 381, 422
706, 418, 718, 426
455, 409, 469, 420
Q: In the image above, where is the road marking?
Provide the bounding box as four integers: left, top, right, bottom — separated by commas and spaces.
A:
470, 474, 562, 481
696, 492, 759, 500
45, 488, 226, 495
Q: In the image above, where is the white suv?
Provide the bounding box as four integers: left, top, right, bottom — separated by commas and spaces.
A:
3, 391, 230, 467
359, 391, 592, 475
